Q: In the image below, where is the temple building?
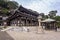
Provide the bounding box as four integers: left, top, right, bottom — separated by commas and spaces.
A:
6, 5, 39, 26
0, 5, 57, 30
41, 18, 56, 30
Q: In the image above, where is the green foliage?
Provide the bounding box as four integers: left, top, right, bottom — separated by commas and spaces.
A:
53, 16, 60, 21
53, 16, 60, 27
0, 0, 7, 8
1, 8, 9, 14
0, 0, 18, 16
56, 22, 60, 27
48, 10, 57, 18
7, 1, 18, 9
40, 13, 45, 18
44, 15, 48, 19
40, 13, 48, 20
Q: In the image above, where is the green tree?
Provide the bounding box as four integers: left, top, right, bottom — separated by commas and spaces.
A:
40, 13, 49, 19
53, 16, 60, 21
0, 0, 18, 16
44, 15, 48, 19
0, 0, 7, 8
53, 16, 60, 27
1, 8, 9, 14
40, 13, 45, 18
40, 13, 46, 19
7, 1, 18, 9
48, 10, 57, 18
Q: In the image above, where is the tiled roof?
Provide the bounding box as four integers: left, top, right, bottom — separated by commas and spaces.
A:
41, 18, 55, 22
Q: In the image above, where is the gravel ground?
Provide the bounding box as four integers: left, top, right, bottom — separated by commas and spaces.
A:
6, 30, 60, 40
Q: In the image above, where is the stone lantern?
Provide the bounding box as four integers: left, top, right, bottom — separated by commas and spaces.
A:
3, 22, 7, 29
37, 15, 44, 33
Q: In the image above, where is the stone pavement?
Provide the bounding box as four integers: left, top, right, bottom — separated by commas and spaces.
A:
0, 30, 14, 40
7, 30, 60, 40
0, 27, 60, 40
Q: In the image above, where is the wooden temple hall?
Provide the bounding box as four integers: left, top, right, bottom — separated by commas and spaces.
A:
6, 5, 39, 26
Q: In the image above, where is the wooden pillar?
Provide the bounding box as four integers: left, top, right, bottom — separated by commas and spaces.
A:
19, 18, 22, 26
28, 20, 30, 26
54, 23, 56, 30
31, 20, 32, 26
25, 18, 28, 26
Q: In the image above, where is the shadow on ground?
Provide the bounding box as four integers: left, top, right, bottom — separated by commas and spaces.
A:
0, 30, 14, 40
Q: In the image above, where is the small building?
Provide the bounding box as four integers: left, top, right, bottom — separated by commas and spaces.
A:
41, 18, 56, 30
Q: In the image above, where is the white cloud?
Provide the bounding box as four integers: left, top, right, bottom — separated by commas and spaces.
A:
12, 0, 60, 15
23, 0, 52, 15
23, 0, 60, 15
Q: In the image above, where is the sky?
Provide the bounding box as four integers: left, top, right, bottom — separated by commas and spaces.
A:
11, 0, 60, 15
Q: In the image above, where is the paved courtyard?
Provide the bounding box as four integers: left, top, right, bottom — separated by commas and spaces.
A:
6, 30, 60, 40
6, 27, 60, 40
0, 30, 14, 40
0, 27, 60, 40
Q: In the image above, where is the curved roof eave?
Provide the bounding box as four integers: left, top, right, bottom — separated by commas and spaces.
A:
41, 18, 56, 22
